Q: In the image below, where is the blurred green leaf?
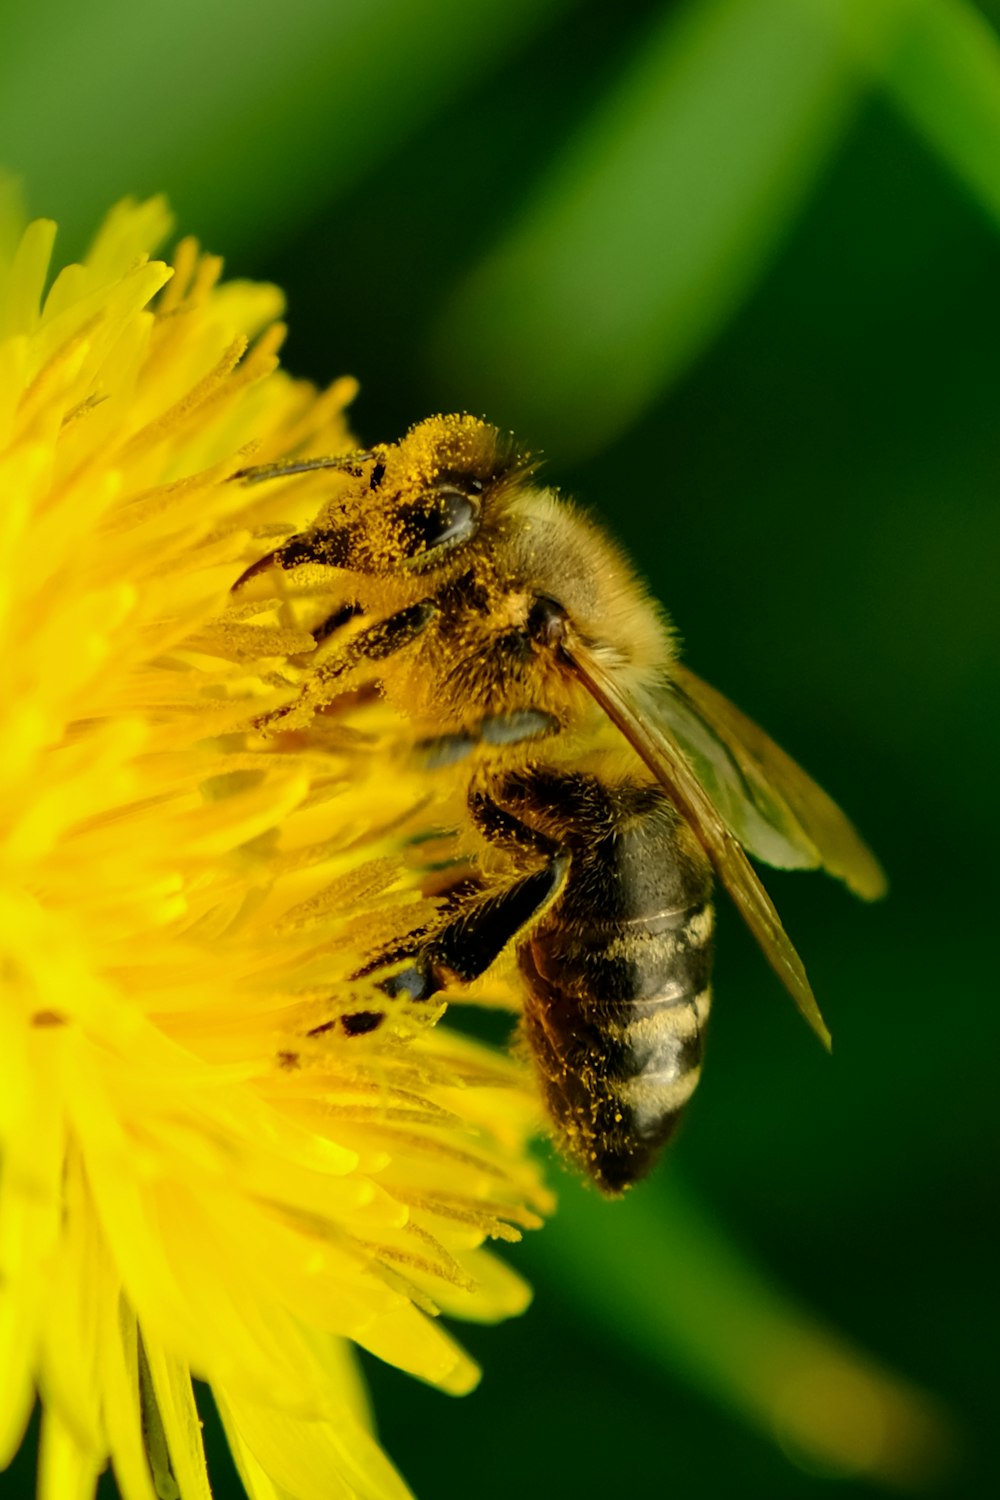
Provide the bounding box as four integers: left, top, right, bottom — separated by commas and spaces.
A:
530, 1174, 955, 1489
432, 0, 926, 458
883, 0, 1000, 230
0, 0, 574, 260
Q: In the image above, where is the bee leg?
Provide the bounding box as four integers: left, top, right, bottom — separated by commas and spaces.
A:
313, 599, 436, 680
371, 856, 568, 1002
414, 709, 560, 770
256, 599, 436, 729
479, 710, 560, 745
467, 783, 559, 860
367, 784, 570, 999
357, 776, 572, 1003
312, 601, 364, 643
414, 731, 478, 770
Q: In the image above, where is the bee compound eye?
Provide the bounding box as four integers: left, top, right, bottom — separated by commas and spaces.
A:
399, 485, 480, 559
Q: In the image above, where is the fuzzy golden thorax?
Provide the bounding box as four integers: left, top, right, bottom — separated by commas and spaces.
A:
258, 414, 675, 736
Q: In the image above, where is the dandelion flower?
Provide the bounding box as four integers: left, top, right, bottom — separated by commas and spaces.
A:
0, 194, 550, 1500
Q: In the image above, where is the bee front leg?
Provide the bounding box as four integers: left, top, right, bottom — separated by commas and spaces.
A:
257, 598, 437, 730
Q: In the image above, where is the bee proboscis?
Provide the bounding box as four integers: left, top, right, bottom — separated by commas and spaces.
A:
234, 415, 886, 1194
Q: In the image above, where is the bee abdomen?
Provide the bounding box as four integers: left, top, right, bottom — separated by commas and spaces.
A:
520, 900, 714, 1195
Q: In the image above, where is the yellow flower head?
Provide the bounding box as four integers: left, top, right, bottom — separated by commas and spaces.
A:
0, 196, 550, 1500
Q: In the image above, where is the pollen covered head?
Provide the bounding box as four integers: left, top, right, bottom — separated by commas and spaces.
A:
391, 413, 527, 497
266, 414, 531, 583
243, 413, 673, 741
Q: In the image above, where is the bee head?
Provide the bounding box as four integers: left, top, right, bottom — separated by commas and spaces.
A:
369, 415, 532, 571
255, 416, 532, 581
235, 414, 672, 738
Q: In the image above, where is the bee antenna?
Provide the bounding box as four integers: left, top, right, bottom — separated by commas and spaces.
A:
231, 450, 376, 485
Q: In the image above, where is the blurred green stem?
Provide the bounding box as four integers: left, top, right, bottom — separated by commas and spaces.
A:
531, 1174, 954, 1490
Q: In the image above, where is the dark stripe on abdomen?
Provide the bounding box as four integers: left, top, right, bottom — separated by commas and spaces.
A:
519, 899, 714, 1195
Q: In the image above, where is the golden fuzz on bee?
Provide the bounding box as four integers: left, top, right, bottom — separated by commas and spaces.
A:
236, 414, 886, 1194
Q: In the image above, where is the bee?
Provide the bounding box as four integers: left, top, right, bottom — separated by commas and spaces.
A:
234, 414, 886, 1194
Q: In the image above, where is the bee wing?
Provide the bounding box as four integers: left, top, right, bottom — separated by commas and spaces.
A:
665, 662, 887, 901
565, 647, 834, 1048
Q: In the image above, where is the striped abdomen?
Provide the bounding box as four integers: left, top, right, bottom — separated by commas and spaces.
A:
517, 778, 714, 1194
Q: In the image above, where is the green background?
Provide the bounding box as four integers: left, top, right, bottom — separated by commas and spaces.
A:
2, 1, 997, 1497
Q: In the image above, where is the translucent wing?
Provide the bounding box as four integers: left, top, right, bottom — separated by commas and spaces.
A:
565, 645, 835, 1048
664, 662, 887, 901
